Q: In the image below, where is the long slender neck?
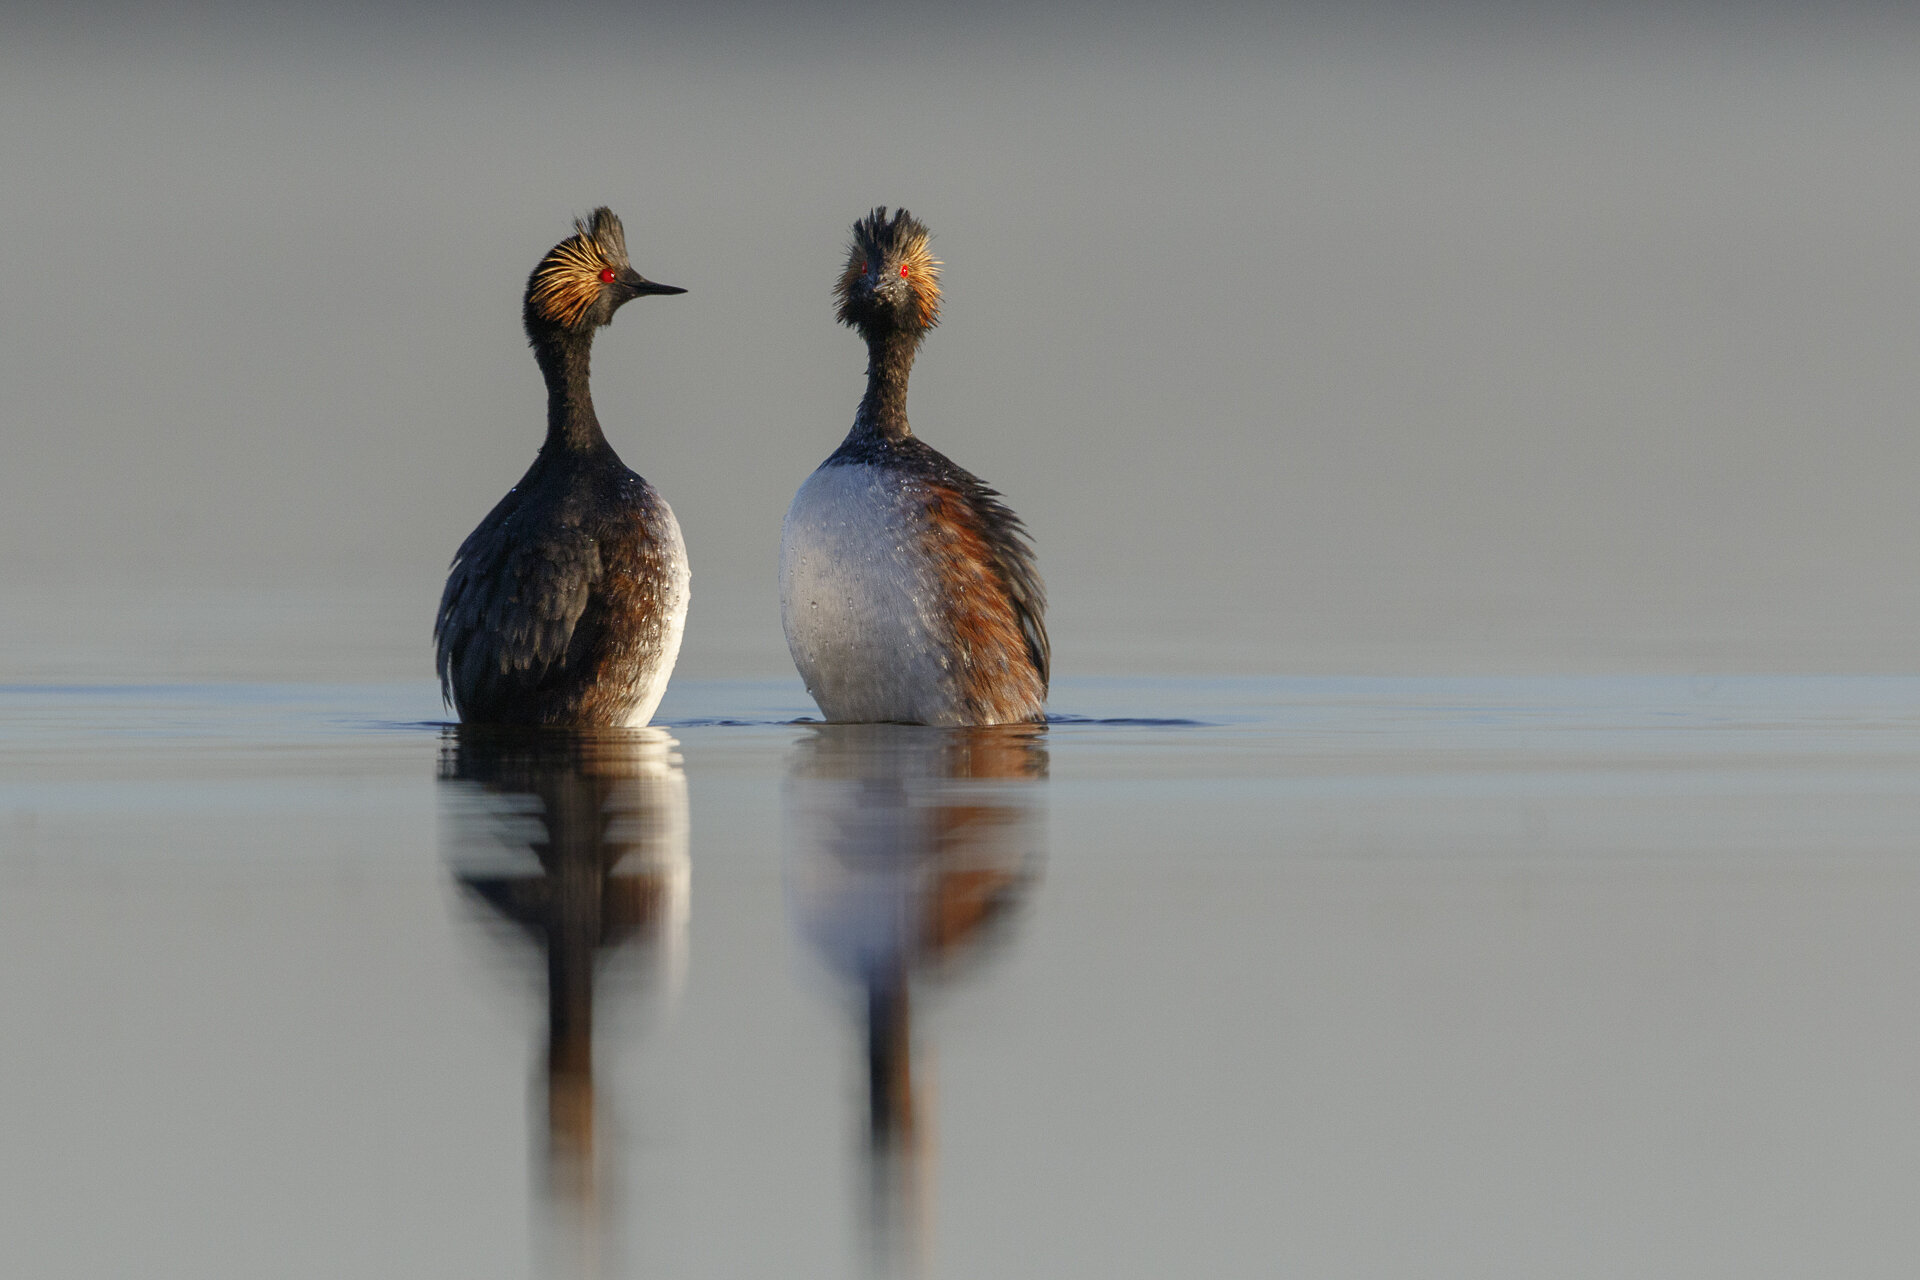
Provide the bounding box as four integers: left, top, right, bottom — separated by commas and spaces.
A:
533, 327, 609, 455
852, 328, 921, 442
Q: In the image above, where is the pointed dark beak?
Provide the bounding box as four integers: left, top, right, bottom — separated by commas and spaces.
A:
624, 270, 686, 297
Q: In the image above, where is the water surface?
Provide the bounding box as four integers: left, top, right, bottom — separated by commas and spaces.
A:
4, 677, 1920, 1278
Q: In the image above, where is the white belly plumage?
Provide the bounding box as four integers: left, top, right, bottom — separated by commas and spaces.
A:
780, 463, 960, 724
624, 503, 691, 728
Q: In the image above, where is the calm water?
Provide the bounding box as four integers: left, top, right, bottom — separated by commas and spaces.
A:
5, 676, 1920, 1278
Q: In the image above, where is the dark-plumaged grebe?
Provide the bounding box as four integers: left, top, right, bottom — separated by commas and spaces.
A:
436, 208, 689, 727
780, 208, 1048, 726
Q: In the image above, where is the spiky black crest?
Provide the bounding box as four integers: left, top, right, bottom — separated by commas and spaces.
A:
851, 206, 928, 267
528, 207, 633, 331
835, 205, 941, 331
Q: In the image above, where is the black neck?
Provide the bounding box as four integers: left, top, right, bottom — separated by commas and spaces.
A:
533, 327, 609, 455
851, 328, 921, 442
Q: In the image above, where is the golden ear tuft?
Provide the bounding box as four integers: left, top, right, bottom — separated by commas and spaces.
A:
528, 208, 630, 329
901, 232, 942, 330
833, 206, 943, 330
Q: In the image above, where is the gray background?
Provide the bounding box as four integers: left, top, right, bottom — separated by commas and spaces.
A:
5, 2, 1918, 681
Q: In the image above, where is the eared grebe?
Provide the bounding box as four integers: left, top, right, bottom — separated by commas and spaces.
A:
780, 208, 1048, 726
436, 208, 689, 727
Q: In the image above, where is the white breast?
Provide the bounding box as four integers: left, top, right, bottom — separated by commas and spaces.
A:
624, 502, 690, 728
779, 463, 958, 724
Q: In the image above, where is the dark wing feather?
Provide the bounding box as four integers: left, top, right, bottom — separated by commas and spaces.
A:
826, 433, 1050, 693
956, 478, 1049, 691
435, 499, 603, 718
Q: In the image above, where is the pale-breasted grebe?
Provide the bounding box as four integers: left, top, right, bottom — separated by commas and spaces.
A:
436, 208, 689, 727
780, 208, 1048, 725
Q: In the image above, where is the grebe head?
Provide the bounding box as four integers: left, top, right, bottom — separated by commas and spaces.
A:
835, 206, 941, 338
524, 207, 684, 341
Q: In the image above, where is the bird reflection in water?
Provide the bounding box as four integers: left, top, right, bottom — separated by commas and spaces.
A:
785, 723, 1047, 1276
439, 726, 688, 1274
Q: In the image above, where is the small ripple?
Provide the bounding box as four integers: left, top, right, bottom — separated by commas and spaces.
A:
363, 714, 1211, 731
1045, 713, 1213, 727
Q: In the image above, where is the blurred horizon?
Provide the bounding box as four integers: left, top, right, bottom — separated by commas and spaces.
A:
5, 2, 1920, 681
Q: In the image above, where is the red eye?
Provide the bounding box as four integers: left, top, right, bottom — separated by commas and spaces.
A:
598, 267, 617, 284
860, 260, 869, 275
899, 264, 909, 278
